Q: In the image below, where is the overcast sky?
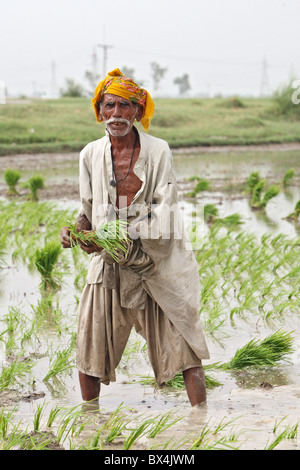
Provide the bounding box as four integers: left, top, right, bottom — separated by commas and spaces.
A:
1, 0, 299, 98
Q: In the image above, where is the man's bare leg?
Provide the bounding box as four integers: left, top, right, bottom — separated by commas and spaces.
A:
78, 371, 100, 402
183, 365, 207, 406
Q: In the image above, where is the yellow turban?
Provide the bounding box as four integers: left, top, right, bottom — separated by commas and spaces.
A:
91, 68, 154, 132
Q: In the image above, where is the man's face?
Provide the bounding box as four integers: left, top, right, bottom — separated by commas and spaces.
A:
100, 94, 141, 137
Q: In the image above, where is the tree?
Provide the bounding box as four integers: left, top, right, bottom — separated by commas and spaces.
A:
150, 62, 167, 93
121, 66, 136, 81
173, 74, 191, 96
60, 78, 84, 97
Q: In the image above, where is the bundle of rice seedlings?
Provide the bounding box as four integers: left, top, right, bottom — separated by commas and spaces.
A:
214, 213, 243, 227
250, 180, 265, 207
34, 241, 62, 289
282, 168, 294, 187
223, 330, 294, 370
186, 179, 210, 198
204, 204, 219, 223
260, 185, 280, 208
24, 176, 45, 201
4, 169, 21, 196
285, 200, 300, 223
251, 182, 279, 209
246, 171, 261, 195
69, 219, 132, 261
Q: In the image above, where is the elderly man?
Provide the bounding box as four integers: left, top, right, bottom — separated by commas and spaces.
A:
60, 68, 209, 407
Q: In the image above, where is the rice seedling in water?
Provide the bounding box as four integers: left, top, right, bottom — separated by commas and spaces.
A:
281, 168, 294, 187
203, 203, 219, 223
68, 219, 132, 261
264, 420, 299, 450
245, 171, 261, 195
123, 418, 152, 450
33, 401, 47, 432
188, 419, 241, 450
43, 344, 75, 381
46, 404, 63, 428
4, 168, 21, 196
0, 359, 36, 391
250, 181, 280, 209
213, 213, 243, 227
101, 404, 129, 445
23, 175, 45, 201
0, 407, 16, 440
285, 200, 300, 223
34, 241, 62, 289
147, 411, 183, 438
186, 179, 210, 198
0, 421, 27, 450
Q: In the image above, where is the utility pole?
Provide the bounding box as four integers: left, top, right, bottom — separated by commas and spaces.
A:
97, 43, 113, 78
50, 60, 57, 97
260, 56, 269, 97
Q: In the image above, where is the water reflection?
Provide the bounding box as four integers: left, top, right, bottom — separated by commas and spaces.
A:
173, 149, 300, 237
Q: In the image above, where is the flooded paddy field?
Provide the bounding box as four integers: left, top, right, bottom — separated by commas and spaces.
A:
0, 144, 300, 451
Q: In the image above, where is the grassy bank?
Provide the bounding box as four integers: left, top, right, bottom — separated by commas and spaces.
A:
0, 96, 300, 155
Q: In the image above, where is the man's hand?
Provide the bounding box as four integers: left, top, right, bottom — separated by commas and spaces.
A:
60, 226, 72, 248
60, 226, 102, 254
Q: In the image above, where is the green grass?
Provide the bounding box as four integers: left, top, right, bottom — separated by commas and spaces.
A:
1, 96, 300, 155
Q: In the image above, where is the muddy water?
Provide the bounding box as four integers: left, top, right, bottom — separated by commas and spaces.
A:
1, 147, 300, 450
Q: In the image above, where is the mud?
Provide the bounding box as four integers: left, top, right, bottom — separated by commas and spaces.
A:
0, 147, 300, 450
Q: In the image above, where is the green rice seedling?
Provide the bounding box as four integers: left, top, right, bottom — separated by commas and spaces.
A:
82, 428, 104, 450
285, 200, 300, 223
222, 330, 294, 370
251, 183, 279, 209
203, 203, 219, 223
18, 430, 63, 450
187, 175, 202, 182
0, 421, 27, 450
213, 213, 243, 227
285, 422, 299, 440
69, 219, 132, 261
147, 411, 183, 439
46, 405, 63, 428
139, 367, 220, 390
250, 180, 265, 207
245, 171, 261, 195
186, 179, 210, 198
152, 434, 193, 450
33, 401, 47, 432
0, 359, 36, 391
101, 404, 130, 445
282, 168, 294, 187
4, 169, 21, 196
194, 179, 210, 193
123, 418, 152, 450
43, 345, 75, 381
261, 185, 280, 208
189, 417, 242, 450
0, 407, 16, 440
23, 175, 45, 201
264, 429, 289, 450
265, 418, 299, 450
34, 241, 62, 289
55, 406, 85, 445
0, 238, 6, 268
